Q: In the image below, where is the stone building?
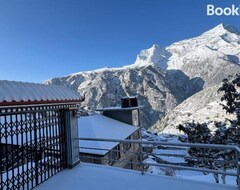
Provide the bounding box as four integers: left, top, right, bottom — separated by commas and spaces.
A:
79, 104, 142, 170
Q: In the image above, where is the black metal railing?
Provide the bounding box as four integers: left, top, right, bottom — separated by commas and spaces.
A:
0, 104, 73, 190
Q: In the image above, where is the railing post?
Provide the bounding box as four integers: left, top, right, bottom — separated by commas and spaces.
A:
33, 112, 39, 186
236, 151, 240, 189
0, 138, 2, 190
140, 142, 144, 175
139, 121, 144, 175
63, 108, 80, 168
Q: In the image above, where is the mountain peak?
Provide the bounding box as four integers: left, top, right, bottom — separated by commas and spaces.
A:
222, 24, 240, 35
204, 23, 240, 36
131, 44, 170, 70
128, 23, 240, 71
151, 44, 161, 49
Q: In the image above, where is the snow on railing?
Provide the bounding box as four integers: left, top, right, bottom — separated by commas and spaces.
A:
77, 137, 240, 189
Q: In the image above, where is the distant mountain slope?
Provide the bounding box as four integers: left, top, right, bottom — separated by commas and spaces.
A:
44, 65, 196, 128
44, 24, 240, 130
156, 86, 236, 134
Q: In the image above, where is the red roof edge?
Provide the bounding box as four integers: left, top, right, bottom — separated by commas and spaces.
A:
0, 98, 84, 107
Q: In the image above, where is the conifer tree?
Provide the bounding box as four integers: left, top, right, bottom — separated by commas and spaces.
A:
177, 74, 240, 184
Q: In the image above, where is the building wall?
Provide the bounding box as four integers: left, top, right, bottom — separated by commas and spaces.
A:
102, 108, 140, 127
80, 153, 102, 164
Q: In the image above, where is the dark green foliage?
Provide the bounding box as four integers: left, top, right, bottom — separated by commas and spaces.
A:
178, 123, 211, 144
217, 74, 240, 147
177, 74, 240, 179
177, 122, 228, 170
218, 74, 240, 125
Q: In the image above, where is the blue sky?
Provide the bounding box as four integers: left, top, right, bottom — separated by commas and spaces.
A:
0, 0, 239, 82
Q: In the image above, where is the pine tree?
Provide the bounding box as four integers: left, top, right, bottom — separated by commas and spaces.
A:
178, 123, 217, 168
177, 74, 240, 184
218, 74, 240, 125
217, 74, 240, 152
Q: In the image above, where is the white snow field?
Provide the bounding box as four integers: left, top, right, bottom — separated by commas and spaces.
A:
35, 163, 237, 190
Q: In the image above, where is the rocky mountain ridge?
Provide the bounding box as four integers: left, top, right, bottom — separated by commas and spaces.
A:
44, 24, 240, 131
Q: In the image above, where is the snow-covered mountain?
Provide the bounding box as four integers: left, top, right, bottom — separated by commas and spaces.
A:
44, 65, 196, 128
132, 23, 240, 87
154, 24, 240, 134
156, 85, 236, 134
44, 23, 240, 131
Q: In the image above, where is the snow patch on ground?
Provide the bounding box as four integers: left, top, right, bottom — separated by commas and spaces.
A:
35, 163, 237, 190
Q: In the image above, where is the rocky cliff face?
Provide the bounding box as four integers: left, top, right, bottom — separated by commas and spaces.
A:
44, 24, 240, 131
44, 65, 197, 128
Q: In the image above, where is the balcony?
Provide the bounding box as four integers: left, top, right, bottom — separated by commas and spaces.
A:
35, 137, 240, 190
35, 163, 237, 190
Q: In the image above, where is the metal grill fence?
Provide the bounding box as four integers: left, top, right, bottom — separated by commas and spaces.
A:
0, 104, 71, 190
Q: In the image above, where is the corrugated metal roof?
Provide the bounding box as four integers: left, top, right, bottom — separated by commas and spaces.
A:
0, 80, 82, 106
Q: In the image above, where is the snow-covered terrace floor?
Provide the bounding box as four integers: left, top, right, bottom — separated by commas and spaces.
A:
35, 163, 237, 190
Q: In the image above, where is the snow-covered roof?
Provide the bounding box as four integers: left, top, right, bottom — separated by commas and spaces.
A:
78, 114, 139, 155
0, 80, 82, 106
96, 106, 142, 111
